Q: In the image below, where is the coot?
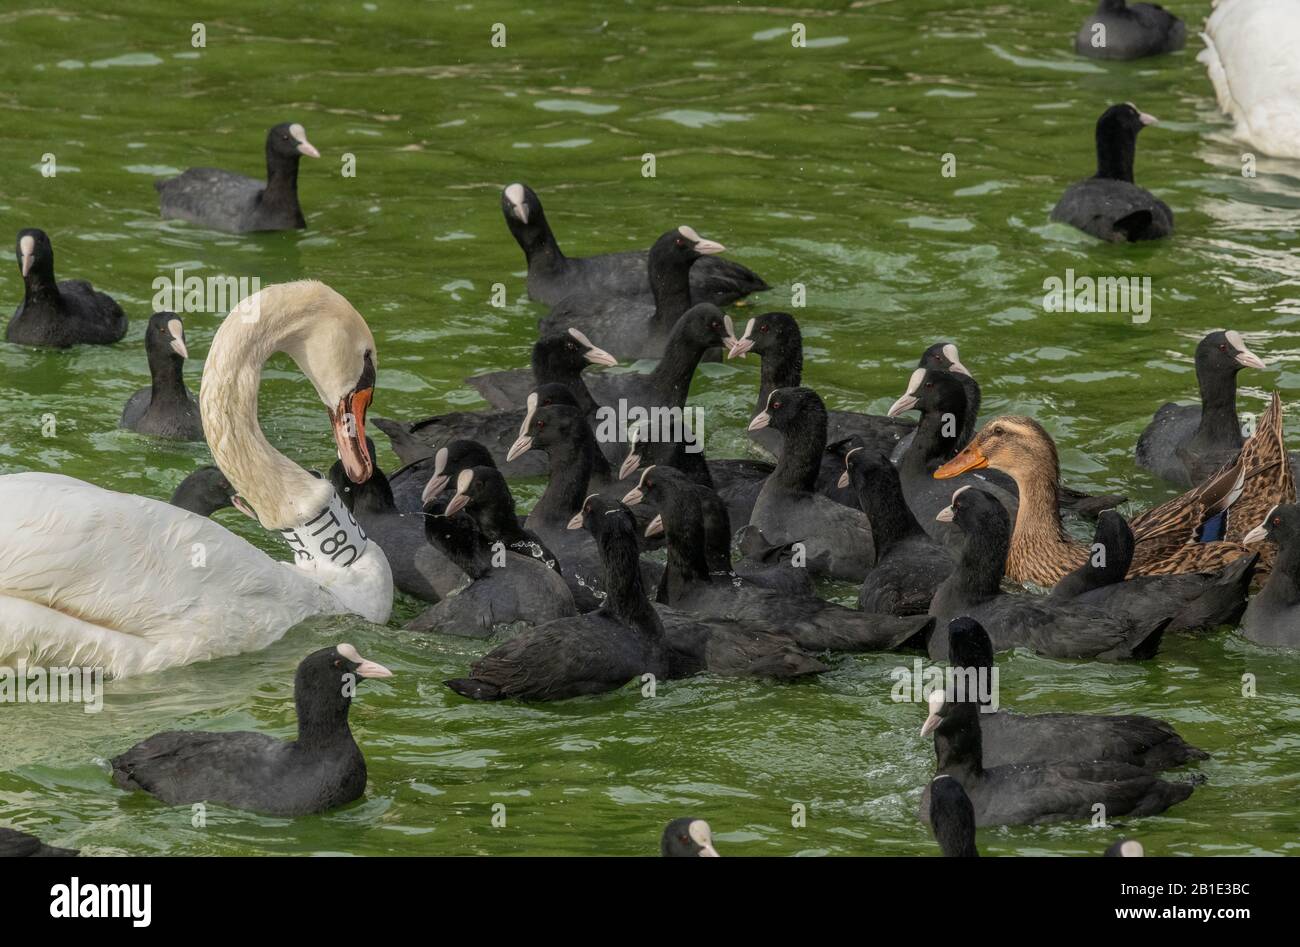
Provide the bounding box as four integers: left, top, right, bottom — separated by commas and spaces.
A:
120, 312, 203, 440
1075, 0, 1185, 60
6, 228, 127, 347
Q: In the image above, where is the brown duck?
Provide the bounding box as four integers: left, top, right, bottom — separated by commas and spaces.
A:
934, 393, 1293, 586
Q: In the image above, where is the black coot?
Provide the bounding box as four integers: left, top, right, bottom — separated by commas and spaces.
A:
917, 686, 1197, 827
1239, 503, 1300, 647
1050, 509, 1256, 632
6, 228, 126, 347
840, 447, 952, 615
444, 495, 676, 701
948, 617, 1208, 771
1075, 0, 1185, 60
111, 644, 392, 815
747, 387, 877, 581
928, 487, 1169, 661
644, 467, 933, 653
501, 183, 767, 307
120, 312, 203, 440
0, 827, 77, 857
328, 440, 465, 601
928, 776, 978, 857
661, 818, 720, 856
408, 510, 577, 637
155, 122, 320, 232
169, 466, 236, 517
1051, 103, 1173, 242
1136, 330, 1268, 486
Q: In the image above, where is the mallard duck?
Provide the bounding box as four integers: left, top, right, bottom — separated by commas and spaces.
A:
933, 395, 1293, 586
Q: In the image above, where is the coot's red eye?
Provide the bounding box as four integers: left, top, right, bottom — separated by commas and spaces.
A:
772, 402, 781, 410
1274, 516, 1281, 526
676, 238, 686, 247
925, 382, 933, 389
1220, 344, 1228, 351
334, 659, 343, 668
760, 325, 769, 333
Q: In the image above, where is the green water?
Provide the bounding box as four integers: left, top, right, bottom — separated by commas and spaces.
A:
2, 0, 1299, 856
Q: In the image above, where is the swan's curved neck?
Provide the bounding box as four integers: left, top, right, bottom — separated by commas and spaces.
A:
200, 285, 336, 530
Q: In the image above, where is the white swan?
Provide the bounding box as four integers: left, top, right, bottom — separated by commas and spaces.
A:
1199, 0, 1300, 159
0, 281, 393, 678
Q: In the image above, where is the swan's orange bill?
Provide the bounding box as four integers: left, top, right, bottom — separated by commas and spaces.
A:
333, 386, 374, 483
933, 445, 988, 480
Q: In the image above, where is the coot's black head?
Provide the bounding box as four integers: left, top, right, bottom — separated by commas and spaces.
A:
628, 465, 701, 540
295, 643, 392, 743
917, 341, 971, 377
533, 328, 618, 380
947, 617, 994, 673
1091, 509, 1135, 575
622, 463, 691, 508
661, 817, 720, 857
506, 386, 585, 461
419, 439, 497, 505
726, 310, 800, 360
936, 485, 1010, 549
144, 310, 190, 368
170, 465, 236, 517
749, 385, 822, 434
15, 228, 54, 282
1094, 103, 1156, 181
568, 493, 638, 543
889, 367, 966, 419
648, 225, 726, 272
1194, 330, 1266, 380
444, 465, 514, 518
266, 122, 320, 162
1104, 838, 1145, 857
838, 446, 896, 492
928, 776, 978, 857
329, 437, 383, 508
667, 302, 730, 354
1243, 503, 1300, 548
501, 182, 545, 237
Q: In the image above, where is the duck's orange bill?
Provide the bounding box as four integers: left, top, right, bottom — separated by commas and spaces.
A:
934, 445, 989, 479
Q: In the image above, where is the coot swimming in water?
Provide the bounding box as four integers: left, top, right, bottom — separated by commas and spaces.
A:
1074, 0, 1185, 60
120, 312, 203, 440
6, 228, 127, 348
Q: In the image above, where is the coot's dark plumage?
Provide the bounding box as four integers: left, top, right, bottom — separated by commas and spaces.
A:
928, 487, 1169, 661
840, 447, 952, 616
1136, 330, 1268, 486
407, 509, 576, 637
444, 496, 676, 702
328, 440, 465, 602
501, 183, 768, 307
0, 827, 78, 857
120, 311, 203, 440
747, 386, 877, 581
1050, 509, 1257, 633
928, 776, 978, 857
947, 617, 1208, 771
6, 228, 127, 348
648, 468, 933, 653
169, 466, 236, 517
1239, 503, 1300, 647
110, 644, 392, 816
155, 122, 320, 233
918, 686, 1197, 827
1075, 0, 1186, 60
540, 227, 729, 360
661, 818, 720, 857
1051, 103, 1173, 242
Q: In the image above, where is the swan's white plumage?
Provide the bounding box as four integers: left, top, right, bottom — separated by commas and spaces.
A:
0, 280, 393, 678
1199, 0, 1300, 159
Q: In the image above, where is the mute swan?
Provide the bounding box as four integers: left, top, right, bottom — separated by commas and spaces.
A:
1199, 0, 1300, 159
0, 280, 392, 678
